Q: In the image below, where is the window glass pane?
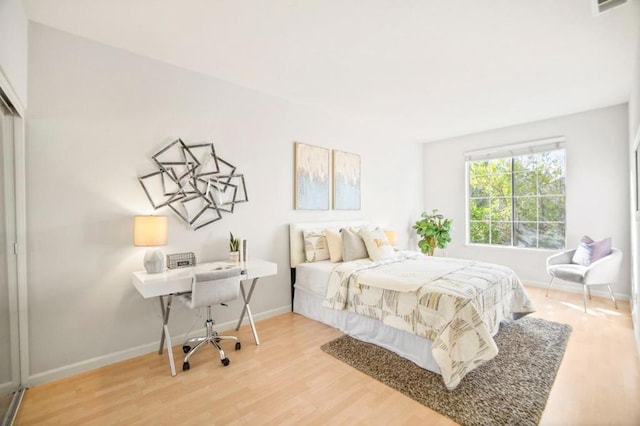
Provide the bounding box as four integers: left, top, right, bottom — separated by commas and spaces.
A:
491, 222, 512, 245
470, 161, 490, 176
539, 196, 565, 222
537, 150, 565, 195
490, 197, 511, 221
470, 222, 490, 244
469, 175, 490, 197
539, 222, 565, 249
539, 175, 564, 196
469, 198, 490, 221
489, 158, 511, 174
515, 222, 537, 247
490, 174, 512, 197
514, 196, 537, 222
514, 154, 538, 172
513, 171, 536, 196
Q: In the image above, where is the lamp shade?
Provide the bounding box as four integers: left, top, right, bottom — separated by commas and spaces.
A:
384, 230, 398, 247
134, 216, 168, 247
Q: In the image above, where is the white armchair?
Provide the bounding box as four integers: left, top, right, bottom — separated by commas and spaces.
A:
546, 248, 621, 313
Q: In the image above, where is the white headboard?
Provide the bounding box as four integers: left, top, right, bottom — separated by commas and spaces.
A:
289, 220, 369, 268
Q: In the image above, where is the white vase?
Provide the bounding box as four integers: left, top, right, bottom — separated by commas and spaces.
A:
143, 248, 164, 274
229, 251, 240, 262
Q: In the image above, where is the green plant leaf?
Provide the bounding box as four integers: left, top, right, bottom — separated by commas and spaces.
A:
414, 210, 452, 254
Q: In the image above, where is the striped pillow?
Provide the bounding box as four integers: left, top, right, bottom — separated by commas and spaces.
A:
303, 229, 330, 262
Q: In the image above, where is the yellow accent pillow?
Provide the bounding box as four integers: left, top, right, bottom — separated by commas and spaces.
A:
324, 228, 343, 262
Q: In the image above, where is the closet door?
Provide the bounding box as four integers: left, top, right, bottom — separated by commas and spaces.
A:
0, 99, 20, 421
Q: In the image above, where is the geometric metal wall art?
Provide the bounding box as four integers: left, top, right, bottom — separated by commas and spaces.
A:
138, 139, 248, 230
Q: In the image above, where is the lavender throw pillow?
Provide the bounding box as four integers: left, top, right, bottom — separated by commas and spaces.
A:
591, 237, 612, 263
571, 236, 611, 266
571, 236, 594, 266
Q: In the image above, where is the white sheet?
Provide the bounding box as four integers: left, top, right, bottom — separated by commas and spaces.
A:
294, 261, 336, 296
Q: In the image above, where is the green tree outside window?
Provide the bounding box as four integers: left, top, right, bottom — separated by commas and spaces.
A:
468, 149, 565, 249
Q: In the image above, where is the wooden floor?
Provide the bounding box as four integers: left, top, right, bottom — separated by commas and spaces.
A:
15, 286, 640, 425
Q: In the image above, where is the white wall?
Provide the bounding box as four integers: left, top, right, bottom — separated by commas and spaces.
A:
423, 104, 630, 297
0, 0, 28, 110
26, 23, 423, 383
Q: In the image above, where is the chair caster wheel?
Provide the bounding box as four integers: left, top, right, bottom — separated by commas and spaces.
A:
183, 361, 190, 371
221, 358, 230, 366
235, 342, 241, 350
182, 345, 191, 354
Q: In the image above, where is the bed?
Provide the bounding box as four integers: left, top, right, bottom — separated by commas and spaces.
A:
290, 221, 535, 390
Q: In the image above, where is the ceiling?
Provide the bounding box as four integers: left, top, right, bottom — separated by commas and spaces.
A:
23, 0, 640, 142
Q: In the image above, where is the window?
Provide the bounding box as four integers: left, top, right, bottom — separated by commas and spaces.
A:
466, 138, 566, 249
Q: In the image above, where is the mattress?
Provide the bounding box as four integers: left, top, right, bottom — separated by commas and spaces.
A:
294, 260, 335, 296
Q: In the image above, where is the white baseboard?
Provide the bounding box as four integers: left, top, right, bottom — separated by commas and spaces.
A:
524, 280, 630, 301
0, 380, 18, 395
26, 305, 291, 387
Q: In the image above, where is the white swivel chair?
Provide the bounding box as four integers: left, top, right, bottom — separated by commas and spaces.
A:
546, 248, 621, 313
178, 267, 242, 371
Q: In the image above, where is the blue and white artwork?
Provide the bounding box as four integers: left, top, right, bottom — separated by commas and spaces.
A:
333, 150, 361, 210
295, 142, 330, 210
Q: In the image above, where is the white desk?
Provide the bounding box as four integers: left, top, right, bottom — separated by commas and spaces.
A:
132, 259, 277, 376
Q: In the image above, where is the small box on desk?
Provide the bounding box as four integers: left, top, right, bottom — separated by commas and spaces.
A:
166, 252, 196, 269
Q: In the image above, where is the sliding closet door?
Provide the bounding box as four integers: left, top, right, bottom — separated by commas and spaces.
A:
0, 99, 20, 421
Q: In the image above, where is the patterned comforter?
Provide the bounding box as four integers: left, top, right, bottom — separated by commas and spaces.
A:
323, 252, 535, 390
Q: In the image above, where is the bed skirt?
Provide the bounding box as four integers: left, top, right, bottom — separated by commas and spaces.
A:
293, 285, 442, 374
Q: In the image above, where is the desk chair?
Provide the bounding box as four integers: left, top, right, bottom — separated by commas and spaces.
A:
178, 267, 242, 371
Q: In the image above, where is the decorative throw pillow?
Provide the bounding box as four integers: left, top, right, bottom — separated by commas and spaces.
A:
571, 236, 612, 266
324, 228, 343, 262
571, 236, 594, 266
591, 237, 612, 263
360, 228, 395, 261
342, 228, 369, 261
303, 229, 330, 262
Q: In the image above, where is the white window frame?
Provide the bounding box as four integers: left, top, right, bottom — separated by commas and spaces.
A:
465, 136, 566, 249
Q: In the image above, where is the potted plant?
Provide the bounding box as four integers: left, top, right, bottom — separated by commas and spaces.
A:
229, 232, 240, 262
413, 209, 452, 256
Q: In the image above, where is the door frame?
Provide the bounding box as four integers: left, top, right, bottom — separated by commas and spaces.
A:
631, 126, 640, 356
0, 67, 29, 391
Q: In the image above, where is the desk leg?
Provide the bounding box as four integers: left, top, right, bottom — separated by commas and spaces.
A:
236, 278, 260, 346
158, 295, 176, 377
158, 296, 167, 354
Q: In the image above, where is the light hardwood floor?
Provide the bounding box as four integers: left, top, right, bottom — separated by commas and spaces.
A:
15, 286, 640, 425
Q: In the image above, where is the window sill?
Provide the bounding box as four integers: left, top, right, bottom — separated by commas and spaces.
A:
465, 243, 563, 253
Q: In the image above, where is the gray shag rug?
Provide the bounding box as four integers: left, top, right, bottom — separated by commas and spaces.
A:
321, 317, 571, 426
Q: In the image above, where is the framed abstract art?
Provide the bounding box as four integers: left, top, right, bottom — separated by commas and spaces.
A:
294, 142, 330, 210
333, 149, 361, 210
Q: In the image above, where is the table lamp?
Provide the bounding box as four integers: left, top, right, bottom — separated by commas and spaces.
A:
134, 215, 168, 274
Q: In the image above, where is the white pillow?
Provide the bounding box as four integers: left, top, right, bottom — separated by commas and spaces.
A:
360, 228, 395, 261
324, 228, 343, 262
572, 242, 592, 266
303, 229, 330, 262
